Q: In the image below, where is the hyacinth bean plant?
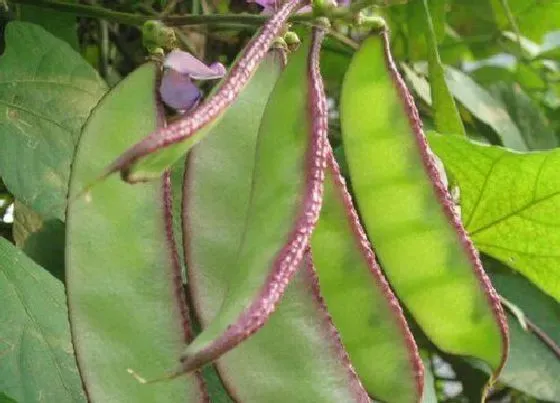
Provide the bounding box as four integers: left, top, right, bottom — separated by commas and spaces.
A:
1, 0, 560, 402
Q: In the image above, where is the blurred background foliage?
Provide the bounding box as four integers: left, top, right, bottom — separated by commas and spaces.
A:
0, 0, 558, 401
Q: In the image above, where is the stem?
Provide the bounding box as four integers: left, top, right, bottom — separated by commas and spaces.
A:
8, 0, 382, 27
498, 0, 523, 58
10, 0, 146, 25
98, 19, 109, 79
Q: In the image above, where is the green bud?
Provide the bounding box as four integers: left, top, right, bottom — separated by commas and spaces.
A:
356, 13, 386, 30
271, 37, 288, 51
284, 31, 301, 46
142, 20, 176, 54
312, 0, 337, 16
314, 16, 332, 30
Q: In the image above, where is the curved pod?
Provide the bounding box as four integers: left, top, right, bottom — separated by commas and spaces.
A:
66, 63, 205, 402
340, 32, 508, 378
105, 0, 305, 182
311, 146, 424, 403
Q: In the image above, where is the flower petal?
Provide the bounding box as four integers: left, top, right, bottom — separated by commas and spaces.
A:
159, 69, 202, 111
164, 49, 226, 80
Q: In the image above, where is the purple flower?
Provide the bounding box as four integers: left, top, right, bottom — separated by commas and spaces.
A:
159, 49, 226, 111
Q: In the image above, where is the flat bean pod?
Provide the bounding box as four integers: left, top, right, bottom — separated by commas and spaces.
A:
311, 146, 424, 403
66, 63, 206, 402
340, 32, 508, 379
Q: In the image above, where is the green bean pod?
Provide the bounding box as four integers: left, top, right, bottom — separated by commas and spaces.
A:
66, 62, 206, 402
340, 32, 509, 380
311, 146, 424, 402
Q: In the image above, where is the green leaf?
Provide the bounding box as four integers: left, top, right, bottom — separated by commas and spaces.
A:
428, 133, 560, 302
341, 34, 508, 380
185, 47, 368, 400
490, 82, 558, 150
422, 0, 466, 137
489, 268, 560, 400
0, 392, 17, 403
538, 31, 560, 60
17, 1, 79, 50
501, 316, 560, 401
311, 150, 423, 403
412, 63, 527, 150
0, 238, 85, 403
0, 22, 107, 221
66, 63, 205, 402
420, 354, 437, 403
493, 0, 560, 42
12, 201, 65, 281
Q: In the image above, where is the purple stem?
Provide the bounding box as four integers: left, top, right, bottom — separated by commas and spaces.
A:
156, 98, 209, 400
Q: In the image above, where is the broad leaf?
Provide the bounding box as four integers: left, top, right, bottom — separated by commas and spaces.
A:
501, 316, 560, 401
17, 1, 79, 50
0, 22, 106, 221
185, 46, 368, 400
341, 33, 508, 383
66, 63, 205, 402
0, 238, 85, 403
311, 149, 424, 403
428, 133, 560, 302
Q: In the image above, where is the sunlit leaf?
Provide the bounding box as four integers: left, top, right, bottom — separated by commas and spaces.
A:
428, 132, 560, 302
